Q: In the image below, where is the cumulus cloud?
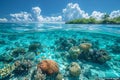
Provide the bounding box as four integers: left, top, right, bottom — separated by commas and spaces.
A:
0, 18, 8, 22
9, 7, 62, 22
10, 12, 33, 22
109, 10, 120, 19
32, 7, 62, 22
32, 7, 41, 16
90, 11, 105, 21
32, 6, 42, 21
1, 3, 119, 22
41, 16, 62, 22
62, 3, 89, 21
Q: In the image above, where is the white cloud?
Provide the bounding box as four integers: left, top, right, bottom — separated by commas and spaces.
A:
0, 18, 8, 22
36, 15, 62, 22
109, 10, 120, 19
32, 7, 43, 21
32, 7, 41, 16
42, 16, 62, 22
62, 3, 89, 21
9, 6, 62, 22
32, 7, 62, 22
10, 12, 33, 22
90, 11, 105, 21
2, 3, 119, 22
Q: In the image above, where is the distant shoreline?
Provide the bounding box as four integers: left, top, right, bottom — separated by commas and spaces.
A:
65, 17, 120, 25
65, 23, 120, 25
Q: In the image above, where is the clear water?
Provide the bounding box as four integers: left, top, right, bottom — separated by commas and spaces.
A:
0, 23, 120, 80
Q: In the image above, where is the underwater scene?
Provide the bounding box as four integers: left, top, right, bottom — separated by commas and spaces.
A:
0, 23, 120, 80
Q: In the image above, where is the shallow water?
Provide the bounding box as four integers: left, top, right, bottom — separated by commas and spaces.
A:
0, 23, 120, 80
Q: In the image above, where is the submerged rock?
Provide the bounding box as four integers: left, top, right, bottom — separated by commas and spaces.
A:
69, 62, 81, 77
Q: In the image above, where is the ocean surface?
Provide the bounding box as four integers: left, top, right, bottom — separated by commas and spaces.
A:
0, 23, 120, 80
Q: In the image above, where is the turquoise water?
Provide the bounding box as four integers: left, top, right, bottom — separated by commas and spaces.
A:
0, 23, 120, 80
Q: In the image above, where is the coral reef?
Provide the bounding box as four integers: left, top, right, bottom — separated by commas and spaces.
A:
0, 25, 119, 80
69, 46, 81, 60
69, 62, 81, 77
0, 54, 13, 63
28, 42, 41, 52
37, 60, 59, 75
79, 49, 111, 64
55, 37, 76, 51
0, 64, 15, 79
31, 68, 46, 80
67, 38, 77, 46
23, 52, 36, 60
95, 49, 111, 64
79, 43, 92, 52
11, 47, 26, 57
55, 73, 63, 80
13, 59, 32, 76
78, 43, 92, 61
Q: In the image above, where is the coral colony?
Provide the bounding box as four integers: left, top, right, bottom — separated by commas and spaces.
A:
0, 24, 120, 80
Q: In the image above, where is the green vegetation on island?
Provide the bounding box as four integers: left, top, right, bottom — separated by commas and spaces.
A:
65, 15, 120, 24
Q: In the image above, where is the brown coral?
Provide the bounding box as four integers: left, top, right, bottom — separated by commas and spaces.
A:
79, 43, 92, 51
37, 60, 59, 75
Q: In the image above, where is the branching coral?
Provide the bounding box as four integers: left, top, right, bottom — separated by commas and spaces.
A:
31, 69, 46, 80
37, 60, 59, 75
13, 59, 32, 76
0, 64, 15, 79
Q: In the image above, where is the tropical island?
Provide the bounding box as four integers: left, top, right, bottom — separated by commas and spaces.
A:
65, 14, 120, 24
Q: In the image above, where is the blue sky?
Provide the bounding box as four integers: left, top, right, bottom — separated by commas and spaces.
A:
0, 0, 120, 22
